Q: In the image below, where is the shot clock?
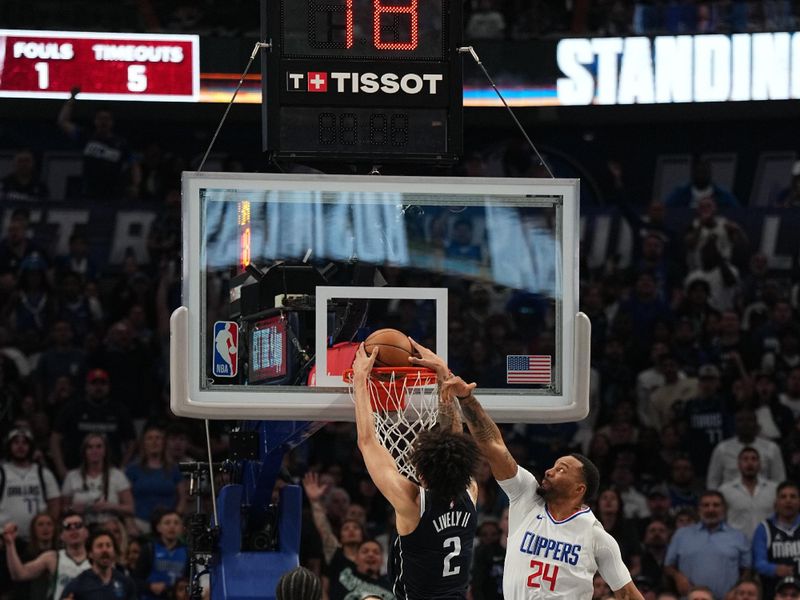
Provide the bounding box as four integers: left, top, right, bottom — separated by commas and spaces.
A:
0, 30, 199, 102
261, 0, 463, 162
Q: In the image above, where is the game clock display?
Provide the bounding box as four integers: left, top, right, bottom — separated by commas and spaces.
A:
261, 0, 463, 162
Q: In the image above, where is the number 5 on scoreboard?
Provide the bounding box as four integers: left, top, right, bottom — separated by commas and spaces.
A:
527, 559, 558, 590
128, 65, 147, 92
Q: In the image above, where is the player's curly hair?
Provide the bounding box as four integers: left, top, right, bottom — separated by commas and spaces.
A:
409, 428, 480, 502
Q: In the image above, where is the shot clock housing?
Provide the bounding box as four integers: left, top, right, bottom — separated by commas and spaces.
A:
261, 0, 463, 163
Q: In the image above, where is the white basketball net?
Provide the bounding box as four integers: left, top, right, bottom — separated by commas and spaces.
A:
347, 370, 439, 482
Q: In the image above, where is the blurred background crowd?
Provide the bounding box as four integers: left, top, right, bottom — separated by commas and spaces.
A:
1, 0, 799, 39
0, 2, 800, 600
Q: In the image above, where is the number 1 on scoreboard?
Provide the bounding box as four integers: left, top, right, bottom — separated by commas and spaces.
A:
34, 62, 49, 89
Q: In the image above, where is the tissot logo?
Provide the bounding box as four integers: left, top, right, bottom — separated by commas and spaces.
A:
286, 71, 444, 95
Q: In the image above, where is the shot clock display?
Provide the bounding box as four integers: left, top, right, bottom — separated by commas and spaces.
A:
282, 0, 444, 59
261, 0, 462, 162
0, 30, 199, 102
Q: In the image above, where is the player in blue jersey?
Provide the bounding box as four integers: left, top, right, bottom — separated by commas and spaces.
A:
352, 342, 481, 600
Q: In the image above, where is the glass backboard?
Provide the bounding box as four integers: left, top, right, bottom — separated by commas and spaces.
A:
171, 173, 589, 422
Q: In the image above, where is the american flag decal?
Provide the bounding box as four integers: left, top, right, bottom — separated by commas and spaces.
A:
506, 355, 551, 384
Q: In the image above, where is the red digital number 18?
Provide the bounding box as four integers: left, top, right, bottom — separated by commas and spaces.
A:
373, 0, 418, 50
310, 0, 418, 50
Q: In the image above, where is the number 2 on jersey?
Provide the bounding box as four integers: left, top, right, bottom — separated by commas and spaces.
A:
527, 559, 558, 590
442, 537, 461, 576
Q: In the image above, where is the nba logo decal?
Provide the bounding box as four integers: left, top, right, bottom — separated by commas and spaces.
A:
213, 321, 238, 378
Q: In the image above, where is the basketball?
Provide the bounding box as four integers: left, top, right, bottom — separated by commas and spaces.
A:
364, 328, 416, 368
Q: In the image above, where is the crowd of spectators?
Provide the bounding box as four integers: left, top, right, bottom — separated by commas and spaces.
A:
2, 0, 799, 40
0, 95, 799, 600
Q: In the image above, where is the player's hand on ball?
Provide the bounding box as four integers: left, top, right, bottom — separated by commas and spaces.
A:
353, 343, 378, 379
408, 337, 448, 380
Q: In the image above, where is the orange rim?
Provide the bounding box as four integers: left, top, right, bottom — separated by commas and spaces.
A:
342, 367, 438, 386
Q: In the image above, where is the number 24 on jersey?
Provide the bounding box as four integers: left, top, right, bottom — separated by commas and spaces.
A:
527, 559, 559, 591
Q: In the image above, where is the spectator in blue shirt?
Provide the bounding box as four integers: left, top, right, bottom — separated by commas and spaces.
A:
133, 509, 188, 600
664, 490, 751, 600
752, 481, 800, 599
664, 156, 738, 208
125, 423, 186, 534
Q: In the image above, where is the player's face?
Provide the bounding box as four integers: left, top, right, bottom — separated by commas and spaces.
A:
90, 534, 116, 569
538, 456, 584, 501
355, 541, 382, 575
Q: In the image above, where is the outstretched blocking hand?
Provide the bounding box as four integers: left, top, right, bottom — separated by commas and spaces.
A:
352, 343, 378, 380
440, 375, 477, 403
407, 337, 448, 380
302, 472, 330, 504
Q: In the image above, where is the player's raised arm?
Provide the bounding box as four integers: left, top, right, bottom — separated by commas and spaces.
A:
408, 337, 462, 433
352, 343, 418, 520
441, 377, 518, 481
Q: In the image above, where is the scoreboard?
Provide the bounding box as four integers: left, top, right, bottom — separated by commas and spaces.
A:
261, 0, 463, 162
0, 30, 199, 102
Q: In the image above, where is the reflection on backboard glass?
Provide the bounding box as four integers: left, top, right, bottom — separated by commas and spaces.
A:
200, 185, 563, 394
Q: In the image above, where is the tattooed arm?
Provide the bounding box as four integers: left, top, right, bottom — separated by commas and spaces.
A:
437, 389, 463, 433
407, 338, 462, 433
441, 377, 518, 481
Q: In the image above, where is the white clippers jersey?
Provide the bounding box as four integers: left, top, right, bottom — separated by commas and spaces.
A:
497, 466, 631, 600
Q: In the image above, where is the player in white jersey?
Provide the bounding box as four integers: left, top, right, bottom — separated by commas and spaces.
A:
407, 354, 643, 600
3, 510, 90, 599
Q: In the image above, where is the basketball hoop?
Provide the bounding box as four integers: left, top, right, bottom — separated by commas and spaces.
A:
342, 367, 439, 481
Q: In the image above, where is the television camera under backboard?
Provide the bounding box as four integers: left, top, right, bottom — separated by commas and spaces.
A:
171, 173, 589, 423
